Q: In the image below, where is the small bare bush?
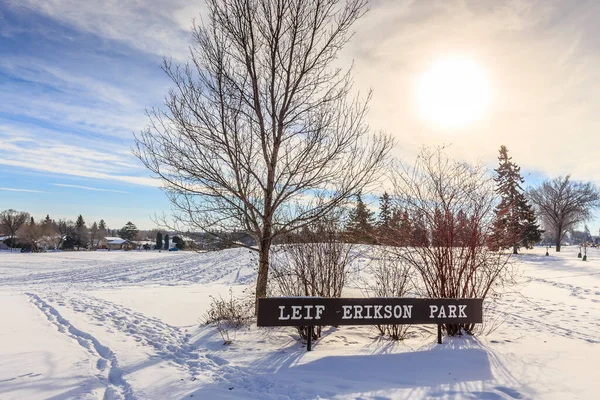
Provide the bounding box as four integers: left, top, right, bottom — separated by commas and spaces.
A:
364, 249, 412, 340
270, 212, 356, 340
204, 289, 253, 344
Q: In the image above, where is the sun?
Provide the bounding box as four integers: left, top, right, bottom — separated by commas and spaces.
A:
417, 55, 491, 129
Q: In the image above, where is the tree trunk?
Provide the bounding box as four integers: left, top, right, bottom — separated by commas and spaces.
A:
255, 236, 272, 315
512, 245, 518, 254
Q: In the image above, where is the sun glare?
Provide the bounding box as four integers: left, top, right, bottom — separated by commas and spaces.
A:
417, 55, 491, 129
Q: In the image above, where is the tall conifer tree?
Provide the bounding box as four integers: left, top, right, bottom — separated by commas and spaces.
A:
156, 232, 163, 250
378, 192, 392, 226
491, 146, 541, 253
75, 215, 88, 250
346, 193, 376, 243
119, 221, 139, 241
377, 192, 392, 244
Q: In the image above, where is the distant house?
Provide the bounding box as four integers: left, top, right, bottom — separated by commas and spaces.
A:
99, 236, 121, 249
100, 236, 135, 251
191, 231, 256, 250
0, 236, 10, 251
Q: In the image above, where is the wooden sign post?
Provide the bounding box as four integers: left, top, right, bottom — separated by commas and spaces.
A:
257, 297, 483, 351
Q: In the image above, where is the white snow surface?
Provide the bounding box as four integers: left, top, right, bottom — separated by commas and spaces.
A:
1, 246, 599, 399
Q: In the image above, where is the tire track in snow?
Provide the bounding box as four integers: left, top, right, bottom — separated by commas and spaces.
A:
26, 292, 135, 400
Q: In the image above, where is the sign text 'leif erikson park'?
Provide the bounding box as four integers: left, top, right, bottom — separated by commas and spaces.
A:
257, 297, 483, 349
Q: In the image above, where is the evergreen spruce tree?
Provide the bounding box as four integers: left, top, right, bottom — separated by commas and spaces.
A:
431, 208, 445, 247
75, 215, 88, 250
491, 146, 541, 253
345, 193, 375, 243
62, 221, 77, 250
156, 232, 163, 250
119, 221, 139, 241
378, 192, 392, 226
377, 192, 393, 244
411, 212, 429, 247
41, 214, 55, 240
164, 234, 170, 250
173, 236, 186, 250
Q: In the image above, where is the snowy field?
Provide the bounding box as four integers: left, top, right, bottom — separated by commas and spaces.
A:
1, 247, 599, 399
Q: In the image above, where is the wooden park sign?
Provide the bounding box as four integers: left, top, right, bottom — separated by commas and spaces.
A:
257, 297, 483, 351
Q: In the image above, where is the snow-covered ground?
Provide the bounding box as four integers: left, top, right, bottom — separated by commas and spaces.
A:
1, 247, 599, 399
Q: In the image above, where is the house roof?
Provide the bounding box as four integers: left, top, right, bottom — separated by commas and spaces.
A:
104, 236, 123, 241
107, 239, 131, 245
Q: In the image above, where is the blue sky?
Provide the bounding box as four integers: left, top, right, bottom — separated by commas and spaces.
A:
1, 0, 600, 232
0, 1, 188, 229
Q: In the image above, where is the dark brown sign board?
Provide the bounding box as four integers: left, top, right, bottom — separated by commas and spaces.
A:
257, 297, 483, 350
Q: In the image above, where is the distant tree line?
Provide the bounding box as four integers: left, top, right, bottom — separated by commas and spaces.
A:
0, 208, 247, 253
3, 146, 596, 257
0, 212, 150, 252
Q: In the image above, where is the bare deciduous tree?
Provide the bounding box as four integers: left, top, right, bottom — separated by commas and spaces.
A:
391, 148, 513, 336
0, 209, 30, 252
134, 0, 393, 310
89, 222, 99, 250
40, 219, 59, 250
17, 218, 43, 252
528, 175, 600, 252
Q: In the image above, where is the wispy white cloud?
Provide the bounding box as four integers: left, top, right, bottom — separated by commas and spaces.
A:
6, 0, 206, 60
0, 124, 158, 187
0, 187, 46, 193
52, 184, 131, 194
0, 56, 157, 140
